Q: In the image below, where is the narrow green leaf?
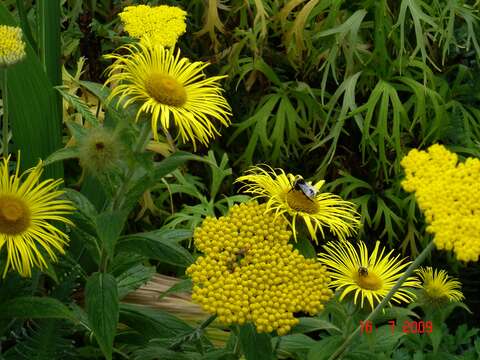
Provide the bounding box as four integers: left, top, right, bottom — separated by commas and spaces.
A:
116, 264, 155, 299
44, 146, 79, 166
158, 278, 193, 300
291, 317, 341, 334
85, 272, 119, 360
0, 4, 63, 178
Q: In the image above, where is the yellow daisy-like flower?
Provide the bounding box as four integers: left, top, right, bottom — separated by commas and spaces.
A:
104, 37, 232, 150
401, 144, 480, 262
0, 25, 26, 67
119, 5, 187, 48
0, 155, 75, 277
236, 165, 360, 243
318, 240, 420, 309
416, 267, 464, 304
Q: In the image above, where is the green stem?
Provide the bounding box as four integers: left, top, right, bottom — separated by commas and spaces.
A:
110, 120, 151, 211
2, 69, 8, 158
162, 127, 177, 152
199, 314, 217, 330
328, 240, 435, 360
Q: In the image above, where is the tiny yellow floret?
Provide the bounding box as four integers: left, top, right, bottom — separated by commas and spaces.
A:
187, 201, 333, 335
401, 144, 480, 262
119, 5, 187, 48
0, 25, 26, 67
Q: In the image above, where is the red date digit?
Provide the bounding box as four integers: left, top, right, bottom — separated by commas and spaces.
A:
402, 320, 410, 334
426, 320, 433, 334
389, 320, 395, 334
418, 321, 424, 334
411, 321, 417, 334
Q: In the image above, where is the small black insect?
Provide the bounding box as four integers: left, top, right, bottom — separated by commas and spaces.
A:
290, 177, 318, 201
358, 266, 369, 277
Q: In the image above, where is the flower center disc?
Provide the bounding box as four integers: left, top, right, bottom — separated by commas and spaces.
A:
355, 270, 382, 291
145, 73, 187, 107
286, 190, 319, 214
425, 283, 446, 300
0, 195, 31, 234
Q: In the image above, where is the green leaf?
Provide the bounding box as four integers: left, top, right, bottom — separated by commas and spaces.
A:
56, 86, 99, 126
0, 4, 63, 179
95, 211, 127, 259
307, 335, 344, 360
120, 303, 193, 340
0, 297, 75, 322
85, 272, 119, 360
117, 229, 194, 267
291, 317, 341, 334
158, 278, 193, 300
43, 146, 79, 166
117, 264, 156, 299
275, 334, 316, 359
239, 323, 274, 360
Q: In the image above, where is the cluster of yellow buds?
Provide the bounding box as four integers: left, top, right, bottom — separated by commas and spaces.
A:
401, 144, 480, 262
187, 201, 332, 335
119, 5, 187, 48
0, 25, 26, 68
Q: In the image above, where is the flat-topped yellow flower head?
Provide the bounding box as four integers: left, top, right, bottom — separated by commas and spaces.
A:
0, 155, 75, 277
236, 165, 360, 243
401, 144, 480, 262
319, 240, 420, 309
104, 37, 232, 150
0, 25, 26, 68
119, 5, 187, 48
187, 201, 332, 335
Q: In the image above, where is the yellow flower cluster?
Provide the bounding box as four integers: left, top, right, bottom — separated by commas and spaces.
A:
119, 5, 187, 48
187, 201, 332, 336
0, 25, 26, 68
401, 144, 480, 262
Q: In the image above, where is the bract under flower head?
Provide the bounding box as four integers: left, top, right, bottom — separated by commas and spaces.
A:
119, 4, 187, 48
0, 25, 26, 67
187, 201, 332, 335
401, 144, 480, 262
